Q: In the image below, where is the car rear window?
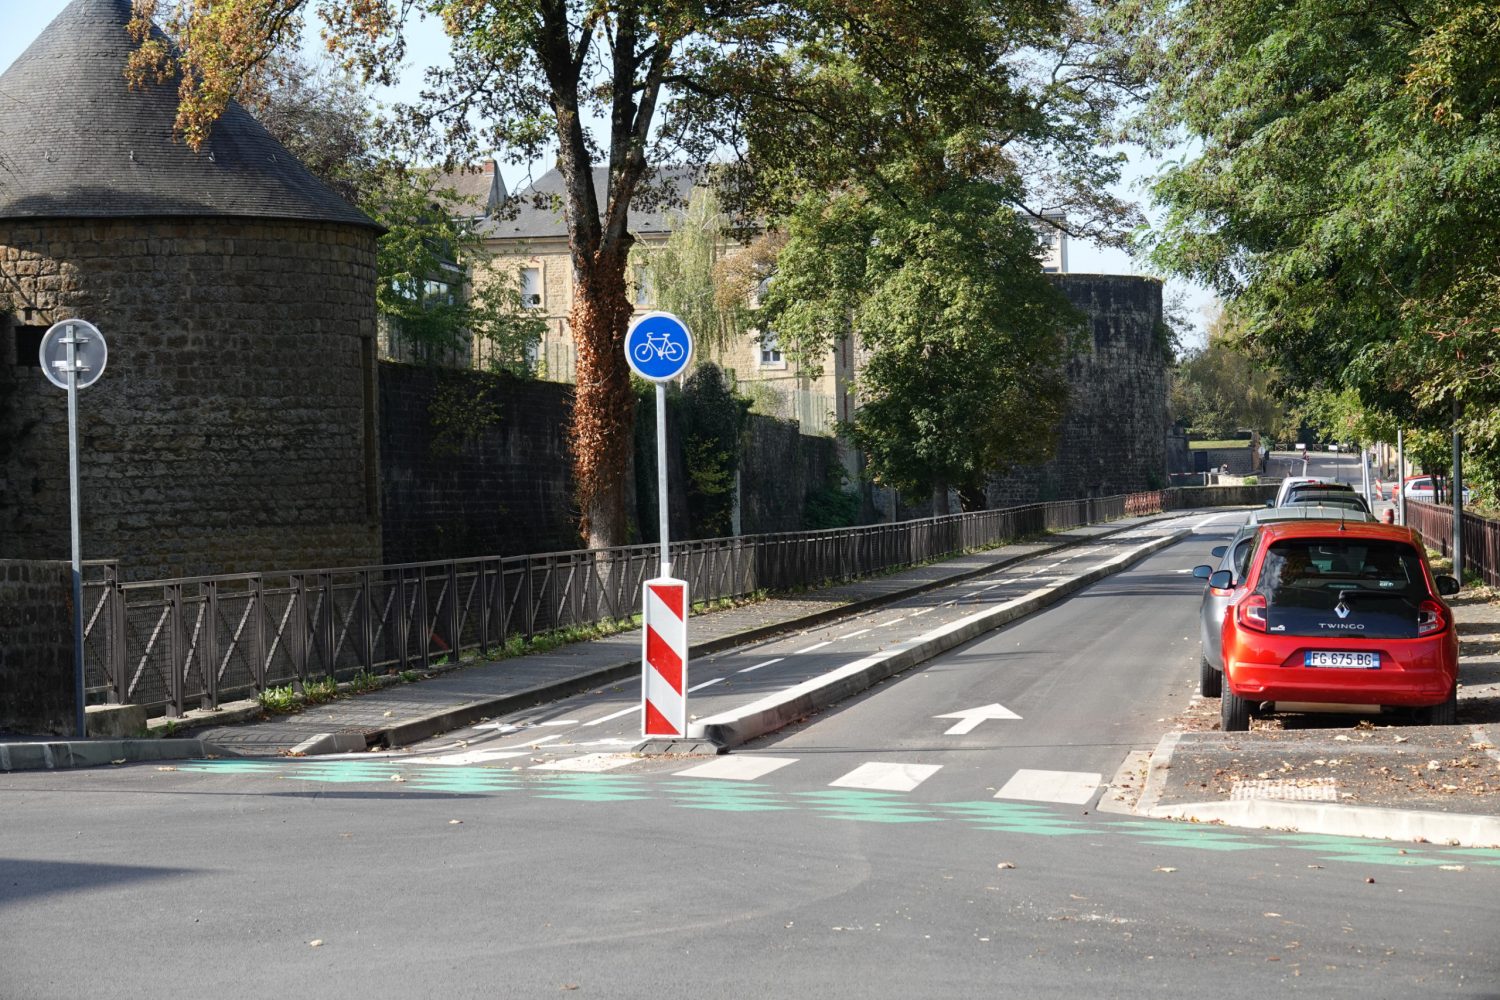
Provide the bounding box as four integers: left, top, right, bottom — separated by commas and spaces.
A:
1254, 538, 1428, 638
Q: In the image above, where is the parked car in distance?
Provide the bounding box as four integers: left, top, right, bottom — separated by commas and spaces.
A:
1274, 476, 1345, 506
1215, 521, 1460, 731
1282, 489, 1372, 515
1193, 506, 1376, 697
1401, 476, 1473, 504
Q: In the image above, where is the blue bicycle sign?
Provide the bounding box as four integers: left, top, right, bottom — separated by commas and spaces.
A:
625, 311, 694, 382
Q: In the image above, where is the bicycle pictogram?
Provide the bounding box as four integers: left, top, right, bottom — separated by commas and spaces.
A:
633, 331, 685, 364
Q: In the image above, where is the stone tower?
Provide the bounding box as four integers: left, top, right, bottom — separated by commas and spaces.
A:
0, 0, 383, 579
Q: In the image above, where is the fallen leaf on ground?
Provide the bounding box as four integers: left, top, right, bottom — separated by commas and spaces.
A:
449, 819, 463, 825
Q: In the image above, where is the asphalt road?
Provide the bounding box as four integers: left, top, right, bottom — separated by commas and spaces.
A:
3, 518, 1498, 999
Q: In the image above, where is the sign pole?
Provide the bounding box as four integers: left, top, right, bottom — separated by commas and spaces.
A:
65, 323, 86, 739
39, 319, 107, 739
657, 382, 670, 577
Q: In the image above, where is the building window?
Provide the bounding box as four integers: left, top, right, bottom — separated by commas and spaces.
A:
521, 266, 542, 308
759, 330, 785, 368
635, 266, 654, 306
13, 325, 45, 368
424, 279, 455, 307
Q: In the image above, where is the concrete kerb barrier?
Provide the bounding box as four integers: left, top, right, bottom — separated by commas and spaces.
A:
0, 738, 235, 773
1142, 798, 1500, 849
368, 516, 1194, 753
688, 528, 1192, 749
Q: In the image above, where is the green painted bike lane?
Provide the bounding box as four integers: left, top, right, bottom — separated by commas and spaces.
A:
174, 757, 1500, 871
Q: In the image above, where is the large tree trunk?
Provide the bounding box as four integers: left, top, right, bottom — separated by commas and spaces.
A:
569, 244, 637, 549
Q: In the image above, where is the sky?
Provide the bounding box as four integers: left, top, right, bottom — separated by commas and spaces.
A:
1, 0, 1214, 343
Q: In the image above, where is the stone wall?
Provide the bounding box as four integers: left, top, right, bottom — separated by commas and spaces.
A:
379, 362, 581, 562
1166, 484, 1278, 508
986, 275, 1169, 506
738, 414, 841, 534
0, 218, 382, 580
0, 560, 73, 736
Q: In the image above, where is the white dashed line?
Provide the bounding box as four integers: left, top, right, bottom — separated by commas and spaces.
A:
583, 706, 636, 726
737, 657, 785, 674
839, 628, 871, 639
688, 677, 725, 693
796, 641, 833, 654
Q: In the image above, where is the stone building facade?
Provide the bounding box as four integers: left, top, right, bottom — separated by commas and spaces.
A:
0, 0, 383, 580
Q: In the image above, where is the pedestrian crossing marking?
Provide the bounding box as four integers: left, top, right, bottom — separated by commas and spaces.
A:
829, 761, 942, 792
530, 753, 635, 773
673, 755, 798, 781
163, 758, 1500, 867
405, 748, 532, 766
793, 789, 942, 824
995, 769, 1101, 805
668, 780, 794, 812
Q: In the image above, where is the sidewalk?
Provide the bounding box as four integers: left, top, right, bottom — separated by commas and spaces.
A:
0, 512, 1171, 769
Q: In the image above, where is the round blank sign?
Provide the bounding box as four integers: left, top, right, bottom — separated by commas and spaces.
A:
39, 319, 107, 390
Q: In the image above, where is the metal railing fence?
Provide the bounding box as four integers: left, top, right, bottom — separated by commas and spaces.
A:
82, 490, 1174, 718
1403, 500, 1500, 589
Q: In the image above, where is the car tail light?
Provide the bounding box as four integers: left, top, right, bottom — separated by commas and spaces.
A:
1417, 599, 1449, 636
1237, 594, 1268, 632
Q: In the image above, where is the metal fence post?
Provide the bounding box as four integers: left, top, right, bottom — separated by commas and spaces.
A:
202, 579, 220, 710
167, 582, 184, 718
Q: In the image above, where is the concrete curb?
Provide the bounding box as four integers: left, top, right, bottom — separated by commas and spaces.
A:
1134, 727, 1500, 849
688, 529, 1191, 748
363, 516, 1188, 752
1143, 798, 1500, 850
0, 738, 234, 772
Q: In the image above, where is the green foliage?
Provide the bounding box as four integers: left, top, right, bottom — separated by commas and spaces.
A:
764, 176, 1075, 501
1117, 0, 1500, 486
677, 365, 751, 539
629, 190, 750, 359
427, 373, 503, 459
804, 469, 862, 530
1172, 311, 1295, 441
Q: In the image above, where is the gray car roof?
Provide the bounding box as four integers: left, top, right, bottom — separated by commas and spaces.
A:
1249, 506, 1375, 523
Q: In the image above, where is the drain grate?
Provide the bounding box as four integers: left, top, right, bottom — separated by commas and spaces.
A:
1230, 778, 1339, 802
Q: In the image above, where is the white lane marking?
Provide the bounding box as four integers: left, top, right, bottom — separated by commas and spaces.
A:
471, 722, 523, 735
584, 706, 637, 726
934, 702, 1021, 735
530, 753, 636, 772
538, 719, 580, 726
1174, 568, 1194, 574
994, 769, 1102, 805
874, 616, 907, 627
1192, 512, 1239, 530
839, 628, 872, 639
688, 677, 725, 693
830, 762, 943, 792
404, 748, 533, 765
910, 608, 935, 616
674, 755, 798, 781
796, 641, 832, 654
490, 733, 562, 750
737, 657, 784, 674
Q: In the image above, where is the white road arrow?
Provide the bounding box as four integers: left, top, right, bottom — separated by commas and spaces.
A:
934, 703, 1021, 735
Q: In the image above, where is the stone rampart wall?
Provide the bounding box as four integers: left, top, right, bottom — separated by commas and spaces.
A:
986, 275, 1169, 506
0, 560, 72, 736
0, 217, 381, 580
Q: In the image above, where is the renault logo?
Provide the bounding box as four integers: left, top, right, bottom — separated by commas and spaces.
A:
1335, 601, 1351, 619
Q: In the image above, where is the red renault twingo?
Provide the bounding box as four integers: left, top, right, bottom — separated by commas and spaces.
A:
1216, 521, 1461, 731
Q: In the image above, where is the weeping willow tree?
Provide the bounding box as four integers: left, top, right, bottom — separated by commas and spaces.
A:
629, 188, 753, 361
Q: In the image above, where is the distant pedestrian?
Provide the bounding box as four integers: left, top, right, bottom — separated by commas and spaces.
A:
1382, 509, 1395, 525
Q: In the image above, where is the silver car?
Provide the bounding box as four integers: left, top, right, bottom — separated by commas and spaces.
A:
1192, 505, 1376, 697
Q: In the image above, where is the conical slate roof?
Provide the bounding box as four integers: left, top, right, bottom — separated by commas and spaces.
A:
0, 0, 377, 228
